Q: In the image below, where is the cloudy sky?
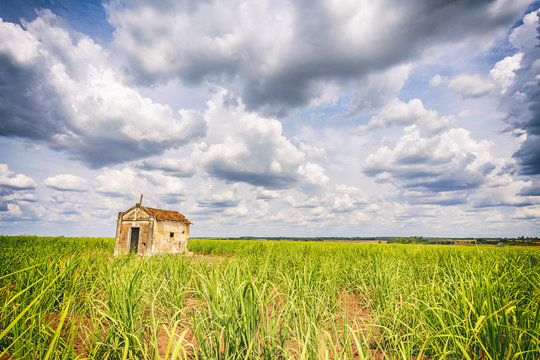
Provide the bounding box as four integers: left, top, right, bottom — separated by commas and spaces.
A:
1, 0, 539, 237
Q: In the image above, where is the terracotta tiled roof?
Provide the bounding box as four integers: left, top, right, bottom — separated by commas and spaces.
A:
141, 206, 192, 224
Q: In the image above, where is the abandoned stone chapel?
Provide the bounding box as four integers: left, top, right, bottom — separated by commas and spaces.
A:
114, 197, 192, 256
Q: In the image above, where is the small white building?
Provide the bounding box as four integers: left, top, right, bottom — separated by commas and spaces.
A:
114, 202, 192, 256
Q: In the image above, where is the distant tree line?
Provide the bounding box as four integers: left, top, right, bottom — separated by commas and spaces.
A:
192, 236, 393, 241
474, 237, 539, 246
191, 236, 539, 246
387, 236, 454, 245
386, 236, 539, 246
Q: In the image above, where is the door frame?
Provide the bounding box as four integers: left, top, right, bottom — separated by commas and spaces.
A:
129, 227, 140, 253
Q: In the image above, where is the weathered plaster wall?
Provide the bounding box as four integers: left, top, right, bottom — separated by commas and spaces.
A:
152, 220, 189, 254
114, 207, 153, 256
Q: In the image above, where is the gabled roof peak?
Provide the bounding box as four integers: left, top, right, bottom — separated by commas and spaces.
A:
122, 204, 192, 224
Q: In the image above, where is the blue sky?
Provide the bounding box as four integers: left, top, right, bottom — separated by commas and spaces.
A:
0, 0, 539, 237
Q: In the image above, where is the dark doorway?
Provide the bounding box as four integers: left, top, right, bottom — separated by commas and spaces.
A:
130, 227, 140, 253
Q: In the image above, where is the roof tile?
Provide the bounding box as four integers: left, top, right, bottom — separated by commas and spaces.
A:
140, 206, 192, 224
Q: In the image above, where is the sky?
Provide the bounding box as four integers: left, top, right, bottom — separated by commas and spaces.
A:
0, 0, 539, 238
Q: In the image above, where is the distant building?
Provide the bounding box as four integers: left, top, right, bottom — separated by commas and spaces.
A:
114, 200, 192, 256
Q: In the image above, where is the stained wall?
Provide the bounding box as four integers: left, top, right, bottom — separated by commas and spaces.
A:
152, 220, 189, 254
114, 206, 153, 256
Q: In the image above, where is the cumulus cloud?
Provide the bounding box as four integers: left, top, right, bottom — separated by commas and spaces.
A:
513, 205, 540, 220
489, 53, 523, 94
509, 9, 540, 49
0, 164, 35, 220
429, 74, 447, 87
364, 126, 498, 202
354, 98, 452, 135
198, 90, 305, 189
0, 12, 206, 168
0, 164, 36, 190
95, 167, 144, 197
297, 163, 329, 189
223, 204, 249, 217
330, 184, 369, 212
284, 184, 369, 217
448, 74, 496, 98
341, 64, 412, 117
0, 203, 23, 218
255, 187, 282, 200
447, 52, 523, 98
197, 185, 240, 209
106, 0, 529, 115
471, 175, 536, 208
518, 178, 540, 196
142, 171, 187, 204
44, 174, 88, 192
138, 158, 195, 177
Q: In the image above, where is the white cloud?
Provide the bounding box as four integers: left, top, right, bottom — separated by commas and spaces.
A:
297, 163, 329, 189
0, 164, 36, 190
224, 204, 249, 217
44, 174, 88, 192
331, 184, 369, 212
354, 98, 452, 135
513, 206, 540, 220
509, 10, 539, 50
489, 53, 523, 94
429, 74, 447, 87
467, 168, 539, 209
198, 89, 305, 189
344, 64, 412, 116
143, 171, 186, 196
255, 187, 282, 200
138, 158, 195, 177
364, 126, 499, 203
6, 204, 23, 217
448, 74, 496, 98
95, 168, 143, 197
0, 12, 206, 167
194, 184, 242, 214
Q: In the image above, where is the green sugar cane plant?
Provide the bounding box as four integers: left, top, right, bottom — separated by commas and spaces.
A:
1, 236, 539, 359
93, 258, 148, 360
191, 261, 291, 359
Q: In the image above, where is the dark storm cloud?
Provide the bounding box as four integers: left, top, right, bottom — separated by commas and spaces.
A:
203, 164, 298, 189
0, 56, 66, 140
514, 136, 540, 174
51, 136, 195, 169
198, 199, 239, 208
519, 178, 540, 195
108, 0, 529, 116
512, 63, 540, 173
502, 7, 540, 174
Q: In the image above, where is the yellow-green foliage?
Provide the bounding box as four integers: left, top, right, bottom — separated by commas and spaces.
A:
0, 236, 539, 359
